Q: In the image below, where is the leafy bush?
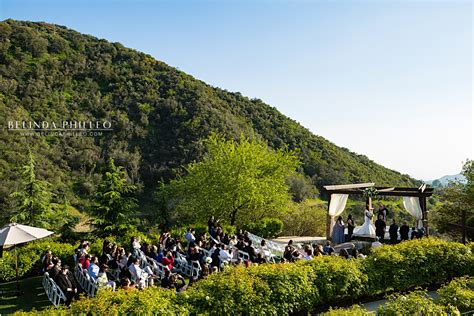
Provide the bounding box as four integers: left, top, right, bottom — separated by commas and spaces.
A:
70, 287, 189, 315
378, 290, 460, 315
364, 238, 473, 294
247, 262, 318, 314
0, 238, 74, 282
438, 276, 474, 313
304, 256, 368, 304
183, 266, 273, 315
321, 305, 373, 315
15, 287, 189, 315
280, 200, 327, 237
245, 217, 283, 238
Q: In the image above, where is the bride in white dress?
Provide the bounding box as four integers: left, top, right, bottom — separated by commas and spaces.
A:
353, 208, 376, 237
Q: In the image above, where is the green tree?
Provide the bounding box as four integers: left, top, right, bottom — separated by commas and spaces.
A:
286, 173, 319, 202
9, 151, 53, 227
432, 160, 474, 242
90, 159, 138, 236
158, 134, 300, 226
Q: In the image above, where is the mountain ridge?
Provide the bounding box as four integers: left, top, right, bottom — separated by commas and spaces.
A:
0, 20, 419, 215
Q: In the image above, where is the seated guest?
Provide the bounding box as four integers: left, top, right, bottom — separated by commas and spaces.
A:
303, 246, 313, 260
97, 264, 116, 291
42, 251, 54, 272
160, 269, 173, 289
161, 270, 187, 292
184, 228, 196, 244
312, 244, 324, 257
244, 241, 257, 263
255, 253, 267, 264
49, 257, 61, 280
120, 277, 136, 290
80, 254, 91, 270
55, 265, 76, 306
323, 241, 335, 255
129, 257, 148, 289
283, 240, 299, 262
339, 248, 350, 259
211, 247, 221, 270
161, 251, 175, 270
117, 249, 128, 269
87, 256, 100, 279
149, 245, 160, 262
219, 244, 232, 263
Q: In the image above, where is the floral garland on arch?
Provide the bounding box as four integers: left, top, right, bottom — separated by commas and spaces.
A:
362, 187, 378, 199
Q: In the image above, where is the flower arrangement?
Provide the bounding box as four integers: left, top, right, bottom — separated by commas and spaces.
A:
362, 187, 378, 199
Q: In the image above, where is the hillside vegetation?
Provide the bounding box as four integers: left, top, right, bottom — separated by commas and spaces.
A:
0, 20, 418, 223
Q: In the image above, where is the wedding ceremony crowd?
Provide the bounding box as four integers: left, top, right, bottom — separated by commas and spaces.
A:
41, 215, 381, 306
37, 200, 431, 309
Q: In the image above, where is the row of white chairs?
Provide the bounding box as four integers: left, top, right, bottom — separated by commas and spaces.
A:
174, 252, 201, 277
247, 232, 285, 258
42, 272, 67, 308
74, 263, 98, 296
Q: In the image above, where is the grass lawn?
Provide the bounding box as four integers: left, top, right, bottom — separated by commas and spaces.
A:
0, 276, 50, 314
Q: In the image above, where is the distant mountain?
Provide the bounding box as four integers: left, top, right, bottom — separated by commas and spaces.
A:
0, 20, 419, 216
425, 174, 467, 187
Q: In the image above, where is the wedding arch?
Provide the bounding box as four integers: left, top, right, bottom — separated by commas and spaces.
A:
323, 183, 433, 240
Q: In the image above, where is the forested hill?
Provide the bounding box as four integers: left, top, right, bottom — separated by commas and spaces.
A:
0, 20, 418, 212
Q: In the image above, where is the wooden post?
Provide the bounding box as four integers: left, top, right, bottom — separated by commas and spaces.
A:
326, 194, 332, 240
420, 196, 429, 237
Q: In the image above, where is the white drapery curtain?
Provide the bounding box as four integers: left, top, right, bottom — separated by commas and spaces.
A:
403, 196, 423, 228
329, 194, 349, 231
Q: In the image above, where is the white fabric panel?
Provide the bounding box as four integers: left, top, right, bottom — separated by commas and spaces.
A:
403, 196, 423, 227
328, 194, 349, 233
328, 194, 349, 217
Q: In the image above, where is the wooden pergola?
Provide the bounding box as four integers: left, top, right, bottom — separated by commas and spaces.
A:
323, 183, 434, 240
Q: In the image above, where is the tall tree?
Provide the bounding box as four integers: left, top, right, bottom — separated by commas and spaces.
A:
9, 151, 52, 227
90, 159, 138, 235
432, 160, 473, 243
157, 134, 300, 226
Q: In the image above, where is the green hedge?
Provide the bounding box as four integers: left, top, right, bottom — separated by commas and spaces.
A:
438, 276, 474, 313
321, 305, 373, 316
0, 239, 75, 282
12, 238, 474, 315
364, 238, 473, 294
377, 290, 460, 315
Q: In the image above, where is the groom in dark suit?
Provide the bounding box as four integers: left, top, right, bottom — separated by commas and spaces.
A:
375, 215, 386, 241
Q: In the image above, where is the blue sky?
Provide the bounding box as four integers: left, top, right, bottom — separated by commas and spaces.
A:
1, 0, 472, 180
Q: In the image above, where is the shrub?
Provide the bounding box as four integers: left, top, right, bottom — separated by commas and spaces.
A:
69, 287, 189, 315
247, 262, 318, 314
245, 217, 283, 238
377, 290, 460, 315
304, 256, 368, 305
438, 277, 474, 313
0, 238, 75, 282
183, 266, 273, 315
363, 238, 473, 294
321, 305, 373, 315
